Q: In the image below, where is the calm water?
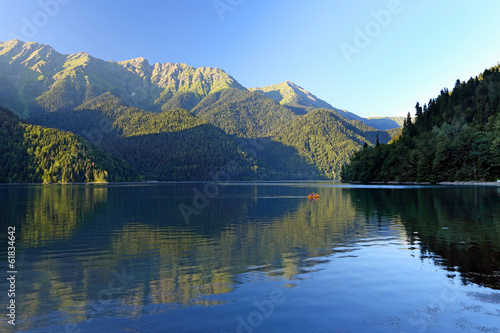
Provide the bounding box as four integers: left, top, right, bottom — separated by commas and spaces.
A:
1, 182, 499, 332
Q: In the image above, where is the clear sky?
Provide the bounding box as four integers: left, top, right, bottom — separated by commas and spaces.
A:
1, 0, 500, 118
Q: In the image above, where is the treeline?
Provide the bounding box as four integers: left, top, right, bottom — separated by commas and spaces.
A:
342, 64, 500, 183
0, 107, 138, 183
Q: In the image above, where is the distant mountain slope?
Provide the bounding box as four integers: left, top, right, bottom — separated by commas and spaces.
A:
30, 93, 266, 181
0, 39, 244, 117
250, 80, 404, 130
273, 109, 390, 179
0, 107, 137, 183
331, 108, 404, 131
191, 88, 295, 137
386, 127, 403, 140
363, 117, 405, 130
0, 39, 402, 131
249, 81, 334, 114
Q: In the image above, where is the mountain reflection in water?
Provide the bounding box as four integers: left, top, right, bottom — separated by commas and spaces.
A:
0, 183, 499, 332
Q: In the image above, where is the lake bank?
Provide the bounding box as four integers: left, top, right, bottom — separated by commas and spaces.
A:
0, 180, 335, 186
438, 181, 500, 186
347, 180, 500, 187
2, 179, 499, 187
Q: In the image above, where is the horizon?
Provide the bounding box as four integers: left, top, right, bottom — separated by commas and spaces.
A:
2, 0, 500, 118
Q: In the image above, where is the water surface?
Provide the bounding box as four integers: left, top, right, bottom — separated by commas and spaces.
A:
0, 182, 499, 332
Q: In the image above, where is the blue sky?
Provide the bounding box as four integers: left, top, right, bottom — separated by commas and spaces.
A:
1, 0, 500, 118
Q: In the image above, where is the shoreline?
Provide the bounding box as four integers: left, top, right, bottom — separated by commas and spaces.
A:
0, 180, 338, 186
437, 181, 500, 187
1, 180, 499, 187
349, 181, 500, 187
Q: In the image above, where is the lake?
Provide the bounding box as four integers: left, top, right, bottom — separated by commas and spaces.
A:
1, 182, 499, 332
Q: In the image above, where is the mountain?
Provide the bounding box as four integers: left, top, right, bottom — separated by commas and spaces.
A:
362, 117, 405, 131
342, 64, 500, 183
191, 88, 295, 137
249, 81, 335, 114
273, 109, 391, 179
367, 116, 404, 127
328, 108, 404, 131
250, 81, 404, 130
0, 39, 402, 131
0, 107, 137, 183
0, 39, 244, 117
0, 40, 395, 181
30, 93, 269, 181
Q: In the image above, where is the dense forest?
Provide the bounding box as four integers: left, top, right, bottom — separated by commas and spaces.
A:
342, 64, 500, 183
30, 93, 267, 181
191, 88, 294, 138
0, 107, 137, 183
273, 109, 390, 179
30, 92, 391, 181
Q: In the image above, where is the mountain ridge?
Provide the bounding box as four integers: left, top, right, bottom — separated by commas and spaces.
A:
250, 80, 404, 129
0, 39, 245, 116
249, 81, 335, 114
0, 39, 402, 130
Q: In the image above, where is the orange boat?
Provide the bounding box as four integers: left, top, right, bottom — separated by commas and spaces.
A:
307, 193, 320, 199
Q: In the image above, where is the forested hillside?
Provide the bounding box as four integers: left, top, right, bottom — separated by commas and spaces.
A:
0, 107, 137, 183
273, 109, 390, 179
191, 88, 294, 137
30, 93, 267, 181
343, 64, 500, 183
